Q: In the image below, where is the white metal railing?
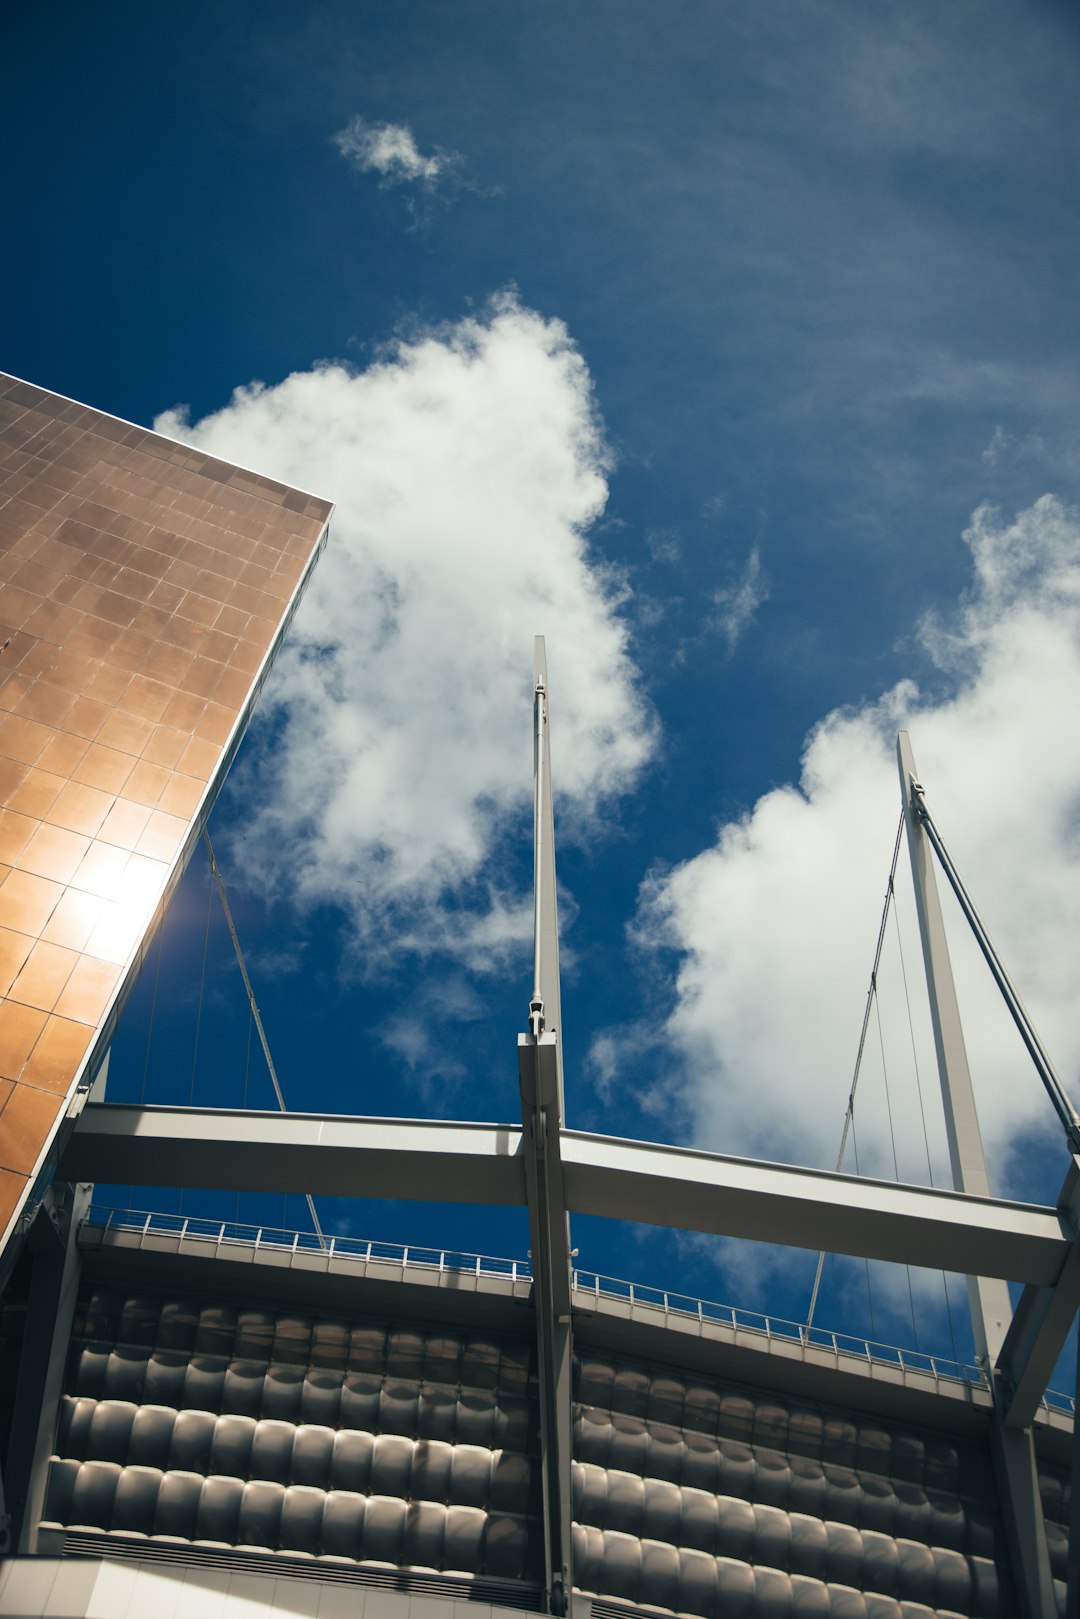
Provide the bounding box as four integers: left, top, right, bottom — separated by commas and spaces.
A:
572, 1268, 984, 1386
571, 1269, 1078, 1417
83, 1206, 1074, 1417
83, 1205, 532, 1284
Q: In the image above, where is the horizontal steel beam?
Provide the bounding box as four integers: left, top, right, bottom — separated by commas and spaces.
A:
63, 1107, 1073, 1285
560, 1131, 1071, 1286
62, 1105, 527, 1206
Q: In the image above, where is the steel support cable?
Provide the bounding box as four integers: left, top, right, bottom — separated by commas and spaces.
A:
141, 908, 166, 1106
889, 884, 935, 1182
189, 862, 215, 1105
134, 906, 167, 1214
181, 864, 215, 1219
890, 880, 961, 1365
203, 829, 326, 1250
849, 1117, 879, 1343
873, 988, 922, 1352
873, 983, 903, 1183
236, 1010, 253, 1231
913, 787, 1080, 1149
806, 813, 904, 1331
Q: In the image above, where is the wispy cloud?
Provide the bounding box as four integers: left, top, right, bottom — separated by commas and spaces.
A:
980, 423, 1052, 471
333, 115, 456, 188
646, 527, 680, 565
710, 543, 770, 654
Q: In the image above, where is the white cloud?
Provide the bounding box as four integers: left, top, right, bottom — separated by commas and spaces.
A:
156, 296, 655, 965
710, 543, 770, 653
634, 495, 1080, 1195
333, 116, 456, 188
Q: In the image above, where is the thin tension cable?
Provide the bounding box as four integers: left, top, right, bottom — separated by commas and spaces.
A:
910, 780, 1080, 1151
203, 828, 326, 1250
180, 863, 215, 1220
805, 812, 904, 1333
872, 988, 921, 1353
889, 877, 961, 1365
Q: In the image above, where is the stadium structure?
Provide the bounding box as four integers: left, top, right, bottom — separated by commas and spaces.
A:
0, 372, 1076, 1618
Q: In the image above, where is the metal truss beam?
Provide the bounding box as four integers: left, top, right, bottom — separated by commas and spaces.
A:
559, 1130, 1070, 1284
998, 1161, 1080, 1426
999, 1277, 1079, 1427
61, 1107, 527, 1205
65, 1104, 1072, 1285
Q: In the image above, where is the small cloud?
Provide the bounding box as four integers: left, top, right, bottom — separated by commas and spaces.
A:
646, 527, 681, 564
588, 1032, 619, 1103
634, 594, 670, 630
710, 544, 770, 653
333, 115, 455, 188
246, 941, 308, 981
378, 973, 489, 1090
701, 494, 726, 521
981, 423, 1051, 470
982, 425, 1010, 466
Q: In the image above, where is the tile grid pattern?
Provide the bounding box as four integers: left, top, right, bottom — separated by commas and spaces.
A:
0, 374, 332, 1245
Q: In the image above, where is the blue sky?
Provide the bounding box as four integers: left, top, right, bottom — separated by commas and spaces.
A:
5, 1, 1080, 1373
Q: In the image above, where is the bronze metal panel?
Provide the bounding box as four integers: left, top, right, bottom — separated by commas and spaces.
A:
0, 372, 332, 1253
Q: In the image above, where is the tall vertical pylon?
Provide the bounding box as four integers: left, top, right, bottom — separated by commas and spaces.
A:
519, 637, 573, 1615
897, 731, 1056, 1619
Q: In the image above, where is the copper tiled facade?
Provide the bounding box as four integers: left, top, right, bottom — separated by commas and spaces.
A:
0, 374, 332, 1252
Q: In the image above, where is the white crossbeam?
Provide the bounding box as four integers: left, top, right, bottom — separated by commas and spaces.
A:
559, 1129, 1070, 1284
64, 1105, 1072, 1285
61, 1106, 527, 1205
